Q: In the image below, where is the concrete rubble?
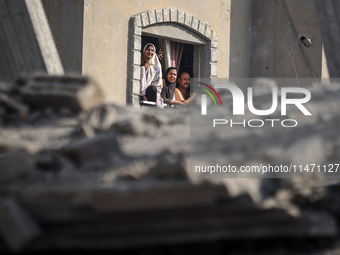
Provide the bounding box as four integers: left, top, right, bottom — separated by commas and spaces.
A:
0, 199, 41, 252
0, 76, 340, 254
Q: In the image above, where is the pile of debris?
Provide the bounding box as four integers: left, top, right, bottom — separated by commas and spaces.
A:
1, 76, 340, 254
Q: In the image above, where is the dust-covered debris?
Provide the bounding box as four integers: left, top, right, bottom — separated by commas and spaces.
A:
0, 76, 340, 254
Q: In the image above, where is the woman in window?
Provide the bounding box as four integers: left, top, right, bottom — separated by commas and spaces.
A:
140, 43, 164, 108
161, 67, 185, 106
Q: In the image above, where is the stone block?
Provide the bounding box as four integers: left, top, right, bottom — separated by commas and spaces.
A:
211, 48, 218, 63
148, 10, 156, 25
177, 10, 184, 24
133, 35, 141, 50
132, 94, 140, 106
198, 20, 206, 35
141, 12, 149, 27
212, 32, 218, 48
132, 79, 141, 95
132, 65, 141, 80
21, 76, 104, 112
133, 15, 142, 27
210, 63, 218, 77
162, 9, 170, 22
184, 13, 192, 27
155, 9, 163, 23
191, 16, 199, 30
0, 149, 32, 183
133, 50, 141, 65
170, 9, 177, 22
0, 199, 41, 252
134, 25, 141, 36
205, 26, 213, 39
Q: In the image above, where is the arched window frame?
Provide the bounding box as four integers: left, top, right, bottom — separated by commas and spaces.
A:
127, 9, 218, 105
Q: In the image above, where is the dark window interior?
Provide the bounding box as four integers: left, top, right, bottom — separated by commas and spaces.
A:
142, 35, 159, 52
179, 43, 193, 77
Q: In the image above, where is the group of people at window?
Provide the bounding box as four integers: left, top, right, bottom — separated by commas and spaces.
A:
140, 42, 195, 108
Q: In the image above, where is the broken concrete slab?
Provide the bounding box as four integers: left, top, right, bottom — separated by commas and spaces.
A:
61, 134, 122, 168
79, 104, 124, 132
147, 151, 188, 181
21, 76, 104, 112
0, 93, 29, 120
0, 149, 32, 183
298, 211, 337, 237
0, 199, 41, 252
0, 82, 10, 93
7, 193, 337, 252
3, 182, 230, 224
88, 182, 229, 213
35, 149, 61, 172
0, 77, 340, 253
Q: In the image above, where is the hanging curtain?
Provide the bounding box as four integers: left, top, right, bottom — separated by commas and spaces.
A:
158, 39, 184, 71
158, 39, 171, 70
170, 41, 184, 71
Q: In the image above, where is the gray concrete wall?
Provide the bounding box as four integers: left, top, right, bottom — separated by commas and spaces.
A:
42, 0, 84, 73
251, 0, 323, 79
0, 0, 63, 83
314, 0, 340, 78
229, 0, 253, 78
38, 0, 328, 104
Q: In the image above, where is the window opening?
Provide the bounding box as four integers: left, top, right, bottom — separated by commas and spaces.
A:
142, 35, 193, 78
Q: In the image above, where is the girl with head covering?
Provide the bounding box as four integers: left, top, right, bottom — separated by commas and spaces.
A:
161, 67, 186, 106
140, 43, 164, 108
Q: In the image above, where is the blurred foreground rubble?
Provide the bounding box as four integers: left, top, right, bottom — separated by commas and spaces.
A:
1, 76, 340, 254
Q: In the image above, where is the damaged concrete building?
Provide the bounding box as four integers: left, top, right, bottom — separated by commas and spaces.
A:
1, 0, 340, 254
1, 0, 331, 104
